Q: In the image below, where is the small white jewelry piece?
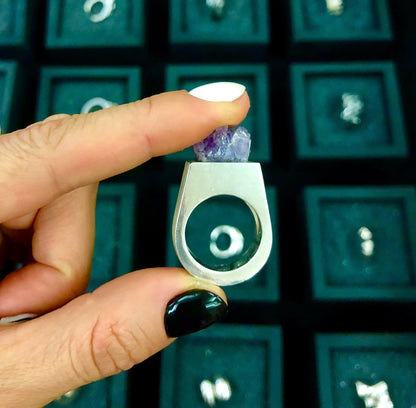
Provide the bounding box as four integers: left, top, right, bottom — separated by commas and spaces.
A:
206, 0, 225, 19
214, 377, 232, 401
83, 0, 116, 23
355, 381, 394, 408
358, 227, 375, 257
55, 389, 78, 404
340, 93, 364, 125
200, 377, 232, 406
80, 97, 117, 114
326, 0, 344, 16
209, 225, 244, 259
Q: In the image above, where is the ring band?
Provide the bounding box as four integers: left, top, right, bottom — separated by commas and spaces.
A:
83, 0, 116, 23
172, 162, 272, 286
80, 97, 116, 114
209, 225, 244, 259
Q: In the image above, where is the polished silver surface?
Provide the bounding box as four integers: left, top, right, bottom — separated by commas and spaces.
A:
341, 93, 364, 125
173, 162, 272, 286
83, 0, 116, 23
209, 225, 244, 259
326, 0, 344, 15
206, 0, 225, 19
355, 381, 394, 408
80, 97, 116, 114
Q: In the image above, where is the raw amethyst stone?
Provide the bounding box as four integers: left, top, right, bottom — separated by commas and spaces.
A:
193, 126, 251, 162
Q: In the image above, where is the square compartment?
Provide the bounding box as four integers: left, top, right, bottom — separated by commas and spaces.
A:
316, 333, 416, 408
45, 372, 127, 407
87, 183, 136, 292
160, 324, 282, 408
165, 64, 271, 162
36, 67, 141, 121
170, 0, 269, 44
166, 185, 279, 302
305, 187, 416, 300
46, 0, 145, 48
0, 0, 33, 47
291, 62, 407, 159
0, 60, 19, 133
291, 0, 392, 42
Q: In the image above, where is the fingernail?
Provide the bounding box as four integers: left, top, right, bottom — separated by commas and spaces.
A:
0, 313, 38, 326
189, 82, 246, 102
164, 289, 227, 337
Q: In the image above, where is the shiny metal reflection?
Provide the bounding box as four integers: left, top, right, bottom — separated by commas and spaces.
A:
83, 0, 116, 23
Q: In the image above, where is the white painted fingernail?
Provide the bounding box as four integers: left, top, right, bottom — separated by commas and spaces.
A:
189, 82, 246, 102
0, 313, 38, 325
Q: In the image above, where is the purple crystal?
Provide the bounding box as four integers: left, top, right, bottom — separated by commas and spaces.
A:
193, 126, 251, 162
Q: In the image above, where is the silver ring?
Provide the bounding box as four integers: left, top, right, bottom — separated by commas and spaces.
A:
80, 97, 116, 114
340, 93, 364, 125
209, 225, 244, 259
172, 162, 272, 286
83, 0, 116, 23
206, 0, 225, 19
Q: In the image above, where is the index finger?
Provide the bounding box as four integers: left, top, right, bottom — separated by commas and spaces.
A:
0, 88, 250, 222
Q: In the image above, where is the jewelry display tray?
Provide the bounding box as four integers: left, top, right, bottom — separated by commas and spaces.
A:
1, 0, 416, 407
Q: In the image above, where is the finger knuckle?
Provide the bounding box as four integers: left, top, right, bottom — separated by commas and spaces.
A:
88, 316, 147, 378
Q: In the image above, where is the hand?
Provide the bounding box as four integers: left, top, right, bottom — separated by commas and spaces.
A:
0, 88, 250, 407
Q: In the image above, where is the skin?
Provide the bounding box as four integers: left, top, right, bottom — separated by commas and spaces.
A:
0, 90, 250, 407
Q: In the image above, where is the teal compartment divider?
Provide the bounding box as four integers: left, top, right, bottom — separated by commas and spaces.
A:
305, 186, 416, 300
169, 0, 269, 44
46, 0, 145, 48
0, 60, 18, 133
316, 333, 416, 408
291, 62, 407, 159
88, 182, 136, 292
166, 184, 279, 302
36, 66, 141, 121
160, 324, 282, 408
0, 0, 33, 48
165, 64, 271, 162
291, 0, 392, 42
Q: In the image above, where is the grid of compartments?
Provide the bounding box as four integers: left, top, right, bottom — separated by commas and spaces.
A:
1, 0, 416, 407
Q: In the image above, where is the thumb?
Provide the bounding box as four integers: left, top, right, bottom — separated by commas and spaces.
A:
0, 268, 227, 408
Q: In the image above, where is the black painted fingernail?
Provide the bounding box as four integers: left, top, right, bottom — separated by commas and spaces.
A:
164, 289, 227, 337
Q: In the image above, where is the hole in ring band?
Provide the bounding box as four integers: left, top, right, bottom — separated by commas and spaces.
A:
185, 195, 261, 272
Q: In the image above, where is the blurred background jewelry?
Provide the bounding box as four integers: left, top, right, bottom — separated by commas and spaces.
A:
55, 389, 79, 404
358, 226, 375, 257
355, 381, 394, 408
341, 93, 364, 125
83, 0, 116, 23
326, 0, 344, 16
81, 97, 117, 114
200, 377, 232, 406
206, 0, 226, 20
210, 225, 244, 259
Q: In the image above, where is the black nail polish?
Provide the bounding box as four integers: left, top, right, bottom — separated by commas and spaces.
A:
165, 289, 227, 337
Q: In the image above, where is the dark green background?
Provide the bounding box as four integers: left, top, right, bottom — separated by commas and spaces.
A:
1, 1, 416, 407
